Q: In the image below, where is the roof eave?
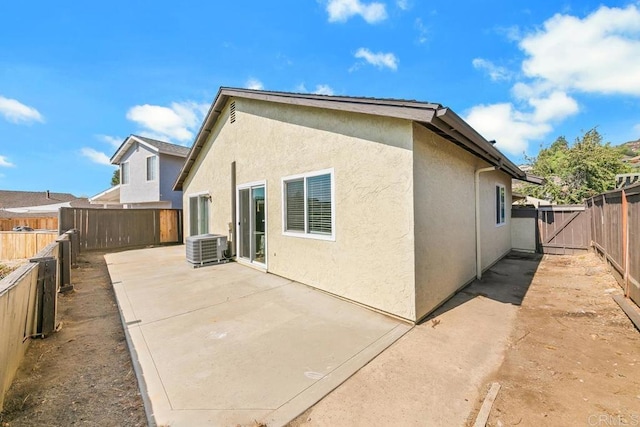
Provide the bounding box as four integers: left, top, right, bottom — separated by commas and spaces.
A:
428, 108, 526, 180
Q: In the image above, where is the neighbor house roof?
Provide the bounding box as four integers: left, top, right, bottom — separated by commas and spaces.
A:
111, 135, 191, 165
173, 87, 530, 190
0, 190, 91, 218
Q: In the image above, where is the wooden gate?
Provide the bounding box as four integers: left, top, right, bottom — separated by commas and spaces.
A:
537, 205, 590, 254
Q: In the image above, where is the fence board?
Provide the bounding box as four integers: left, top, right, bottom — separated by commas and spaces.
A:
0, 217, 57, 231
0, 232, 58, 260
59, 207, 182, 251
587, 184, 640, 308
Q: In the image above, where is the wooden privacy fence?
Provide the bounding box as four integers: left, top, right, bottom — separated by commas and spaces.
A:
58, 207, 183, 251
0, 216, 58, 231
537, 205, 590, 254
0, 230, 77, 410
586, 184, 640, 307
0, 231, 59, 260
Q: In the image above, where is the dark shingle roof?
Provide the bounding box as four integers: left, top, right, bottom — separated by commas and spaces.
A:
173, 87, 528, 190
133, 135, 191, 157
0, 190, 92, 218
110, 135, 190, 164
0, 190, 78, 208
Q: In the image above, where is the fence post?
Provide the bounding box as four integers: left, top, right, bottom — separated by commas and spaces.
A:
29, 256, 57, 338
622, 190, 630, 297
57, 236, 74, 294
65, 228, 79, 266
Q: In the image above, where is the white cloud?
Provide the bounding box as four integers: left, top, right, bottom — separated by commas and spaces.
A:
245, 78, 264, 90
465, 91, 579, 156
96, 134, 123, 148
472, 58, 511, 82
397, 0, 410, 11
0, 155, 15, 167
80, 148, 112, 166
415, 18, 428, 44
520, 4, 640, 95
528, 91, 579, 124
465, 103, 550, 156
126, 101, 208, 143
313, 84, 335, 95
295, 83, 335, 96
0, 96, 44, 124
354, 48, 398, 70
467, 4, 640, 155
634, 123, 640, 135
327, 0, 387, 24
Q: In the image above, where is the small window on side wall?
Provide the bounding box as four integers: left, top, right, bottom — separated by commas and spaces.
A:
283, 169, 334, 240
121, 162, 130, 185
146, 155, 157, 181
496, 184, 506, 226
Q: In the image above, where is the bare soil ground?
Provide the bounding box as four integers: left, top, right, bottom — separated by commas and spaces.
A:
0, 252, 146, 427
473, 253, 640, 426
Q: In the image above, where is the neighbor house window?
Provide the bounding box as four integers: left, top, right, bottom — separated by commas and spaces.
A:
496, 184, 506, 226
146, 155, 157, 181
283, 169, 334, 240
189, 194, 209, 235
121, 162, 130, 185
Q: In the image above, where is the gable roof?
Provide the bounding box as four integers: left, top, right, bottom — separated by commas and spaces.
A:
173, 87, 528, 190
111, 135, 190, 164
0, 190, 91, 218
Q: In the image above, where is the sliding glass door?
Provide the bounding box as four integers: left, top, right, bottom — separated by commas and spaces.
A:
237, 183, 266, 267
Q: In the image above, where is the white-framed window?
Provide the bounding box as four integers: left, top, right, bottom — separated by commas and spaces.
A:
121, 162, 130, 185
146, 155, 157, 181
496, 184, 506, 226
189, 193, 210, 235
282, 168, 335, 240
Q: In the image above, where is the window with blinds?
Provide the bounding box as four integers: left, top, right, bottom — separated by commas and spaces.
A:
283, 169, 334, 239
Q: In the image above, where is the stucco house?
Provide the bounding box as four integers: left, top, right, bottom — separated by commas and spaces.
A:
90, 135, 189, 208
173, 87, 533, 323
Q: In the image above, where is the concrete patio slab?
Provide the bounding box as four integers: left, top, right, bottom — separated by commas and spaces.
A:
105, 246, 411, 427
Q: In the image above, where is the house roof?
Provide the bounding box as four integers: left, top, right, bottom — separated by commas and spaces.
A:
173, 87, 529, 190
111, 134, 190, 164
89, 185, 121, 204
0, 190, 91, 218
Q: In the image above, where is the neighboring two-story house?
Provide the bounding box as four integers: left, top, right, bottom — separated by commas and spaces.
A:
90, 135, 189, 209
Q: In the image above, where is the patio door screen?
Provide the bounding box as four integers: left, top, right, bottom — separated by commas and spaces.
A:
237, 183, 266, 266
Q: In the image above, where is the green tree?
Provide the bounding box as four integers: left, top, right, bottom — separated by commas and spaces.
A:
523, 129, 630, 204
111, 168, 120, 186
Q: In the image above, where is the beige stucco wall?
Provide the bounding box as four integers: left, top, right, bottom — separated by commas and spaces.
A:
479, 169, 512, 269
183, 98, 417, 320
412, 124, 512, 320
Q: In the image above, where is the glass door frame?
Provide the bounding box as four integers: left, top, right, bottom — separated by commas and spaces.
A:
236, 180, 267, 269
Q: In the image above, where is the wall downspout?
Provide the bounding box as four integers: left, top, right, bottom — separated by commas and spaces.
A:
475, 166, 497, 280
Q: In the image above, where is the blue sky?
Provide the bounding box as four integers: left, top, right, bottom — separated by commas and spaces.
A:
1, 0, 639, 197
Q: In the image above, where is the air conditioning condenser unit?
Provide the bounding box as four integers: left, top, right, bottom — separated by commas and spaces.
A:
186, 234, 228, 267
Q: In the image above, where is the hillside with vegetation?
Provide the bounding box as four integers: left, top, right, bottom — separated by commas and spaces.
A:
521, 129, 631, 204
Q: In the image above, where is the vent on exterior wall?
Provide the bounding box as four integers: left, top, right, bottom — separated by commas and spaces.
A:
186, 234, 228, 267
230, 101, 236, 123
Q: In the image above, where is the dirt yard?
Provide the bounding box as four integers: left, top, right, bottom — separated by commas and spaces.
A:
475, 253, 640, 426
0, 252, 146, 427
